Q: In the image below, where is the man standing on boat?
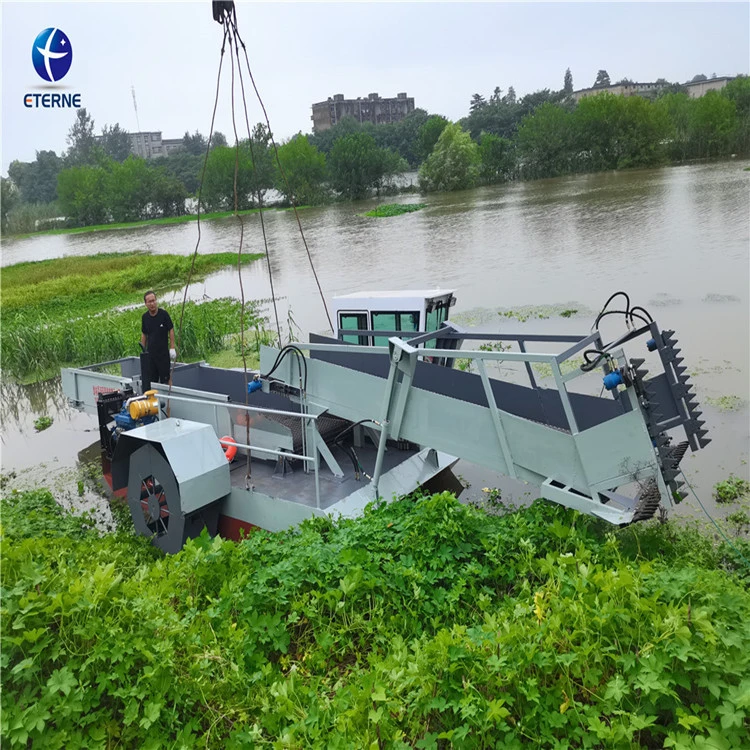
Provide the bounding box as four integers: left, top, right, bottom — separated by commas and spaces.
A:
141, 290, 176, 384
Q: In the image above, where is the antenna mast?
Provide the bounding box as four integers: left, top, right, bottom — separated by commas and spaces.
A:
131, 85, 148, 158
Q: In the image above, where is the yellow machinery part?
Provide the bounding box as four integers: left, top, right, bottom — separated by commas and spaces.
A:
129, 390, 159, 420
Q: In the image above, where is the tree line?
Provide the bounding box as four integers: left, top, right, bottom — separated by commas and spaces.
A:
2, 70, 748, 234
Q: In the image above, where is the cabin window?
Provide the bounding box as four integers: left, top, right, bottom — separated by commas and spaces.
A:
425, 301, 449, 333
371, 311, 419, 347
338, 312, 369, 345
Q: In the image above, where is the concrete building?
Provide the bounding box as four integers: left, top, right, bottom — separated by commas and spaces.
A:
128, 132, 184, 159
683, 76, 735, 98
572, 81, 668, 103
311, 92, 415, 132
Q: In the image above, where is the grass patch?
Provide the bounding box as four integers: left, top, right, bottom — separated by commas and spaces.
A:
1, 251, 263, 319
364, 203, 426, 218
2, 298, 261, 382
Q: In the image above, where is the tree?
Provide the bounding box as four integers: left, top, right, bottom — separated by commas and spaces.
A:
572, 93, 670, 170
478, 133, 515, 184
418, 123, 479, 192
211, 131, 228, 148
327, 132, 388, 200
274, 134, 327, 205
104, 156, 155, 222
469, 93, 487, 112
7, 150, 62, 204
516, 103, 574, 178
100, 124, 131, 162
503, 86, 517, 106
518, 89, 559, 117
723, 76, 750, 153
57, 164, 109, 226
563, 68, 573, 96
66, 108, 99, 166
200, 134, 274, 212
490, 87, 503, 104
1, 177, 19, 233
150, 169, 188, 217
182, 130, 208, 156
615, 78, 635, 85
691, 74, 708, 83
417, 115, 450, 162
593, 70, 611, 88
150, 152, 202, 195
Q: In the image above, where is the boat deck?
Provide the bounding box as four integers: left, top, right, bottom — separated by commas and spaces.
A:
228, 441, 421, 509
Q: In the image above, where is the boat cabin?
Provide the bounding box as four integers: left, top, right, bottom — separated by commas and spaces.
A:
332, 289, 456, 346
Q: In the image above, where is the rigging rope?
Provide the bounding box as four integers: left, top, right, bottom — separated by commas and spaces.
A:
229, 15, 333, 332
171, 23, 228, 402
227, 24, 282, 347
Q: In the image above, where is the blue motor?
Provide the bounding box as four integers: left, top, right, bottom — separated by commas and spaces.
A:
247, 378, 262, 394
603, 370, 625, 391
110, 403, 156, 444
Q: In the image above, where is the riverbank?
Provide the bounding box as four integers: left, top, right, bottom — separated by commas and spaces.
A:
4, 205, 312, 241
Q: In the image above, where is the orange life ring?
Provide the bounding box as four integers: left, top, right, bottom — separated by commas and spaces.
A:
220, 435, 237, 462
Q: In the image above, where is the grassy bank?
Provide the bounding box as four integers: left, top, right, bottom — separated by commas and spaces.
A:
6, 206, 309, 240
1, 252, 266, 381
2, 489, 748, 748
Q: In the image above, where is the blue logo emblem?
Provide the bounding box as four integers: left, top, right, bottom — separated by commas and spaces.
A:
32, 28, 73, 82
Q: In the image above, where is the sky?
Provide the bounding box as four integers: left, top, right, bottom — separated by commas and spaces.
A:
2, 1, 749, 175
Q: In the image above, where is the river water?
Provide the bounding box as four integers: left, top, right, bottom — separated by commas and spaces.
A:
2, 161, 749, 520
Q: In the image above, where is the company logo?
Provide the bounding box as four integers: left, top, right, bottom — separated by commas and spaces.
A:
32, 27, 73, 82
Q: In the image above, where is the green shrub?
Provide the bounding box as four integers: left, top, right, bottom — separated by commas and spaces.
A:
2, 490, 749, 747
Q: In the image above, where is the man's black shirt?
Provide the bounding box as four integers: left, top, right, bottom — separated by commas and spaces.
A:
141, 308, 173, 357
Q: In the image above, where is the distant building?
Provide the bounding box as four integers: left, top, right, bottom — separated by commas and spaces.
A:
311, 92, 415, 132
95, 131, 184, 159
572, 81, 668, 103
683, 76, 735, 98
128, 132, 184, 159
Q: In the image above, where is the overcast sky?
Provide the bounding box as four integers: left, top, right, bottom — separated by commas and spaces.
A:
2, 1, 748, 175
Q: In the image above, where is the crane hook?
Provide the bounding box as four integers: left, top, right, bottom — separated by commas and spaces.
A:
212, 1, 235, 26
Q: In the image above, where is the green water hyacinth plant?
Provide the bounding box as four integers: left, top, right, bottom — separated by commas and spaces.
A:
2, 489, 749, 748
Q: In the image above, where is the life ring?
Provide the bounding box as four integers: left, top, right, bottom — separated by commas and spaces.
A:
220, 436, 237, 462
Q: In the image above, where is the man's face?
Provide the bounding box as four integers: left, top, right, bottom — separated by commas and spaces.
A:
145, 294, 158, 314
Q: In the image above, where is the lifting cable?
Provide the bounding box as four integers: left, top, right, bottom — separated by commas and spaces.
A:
227, 12, 333, 332
172, 2, 331, 485
170, 20, 229, 404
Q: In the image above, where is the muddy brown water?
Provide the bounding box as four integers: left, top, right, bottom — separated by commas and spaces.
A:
2, 160, 748, 523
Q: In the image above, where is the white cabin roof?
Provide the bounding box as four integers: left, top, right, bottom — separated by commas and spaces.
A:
333, 289, 454, 300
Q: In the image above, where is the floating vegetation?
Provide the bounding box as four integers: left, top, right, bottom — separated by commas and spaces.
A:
648, 293, 682, 307
703, 293, 741, 303
1, 251, 263, 318
33, 416, 53, 432
364, 203, 426, 218
706, 394, 745, 412
532, 357, 585, 379
713, 474, 750, 504
559, 309, 578, 318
